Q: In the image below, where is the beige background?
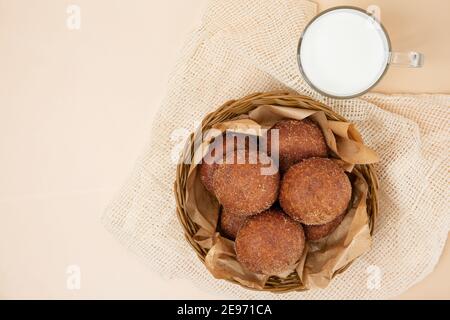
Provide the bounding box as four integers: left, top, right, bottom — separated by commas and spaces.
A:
0, 0, 448, 299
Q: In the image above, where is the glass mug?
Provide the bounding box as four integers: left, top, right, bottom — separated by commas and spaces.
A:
297, 6, 424, 99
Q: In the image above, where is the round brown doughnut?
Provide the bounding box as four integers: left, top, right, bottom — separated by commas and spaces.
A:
199, 132, 258, 194
266, 119, 327, 172
235, 208, 305, 275
304, 213, 346, 241
279, 158, 351, 225
199, 161, 217, 194
213, 149, 279, 216
220, 208, 248, 240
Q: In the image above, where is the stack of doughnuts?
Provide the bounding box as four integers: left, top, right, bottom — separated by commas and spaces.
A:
199, 119, 352, 275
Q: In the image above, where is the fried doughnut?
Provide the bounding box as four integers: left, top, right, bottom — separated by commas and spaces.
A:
220, 208, 248, 240
304, 213, 346, 241
267, 119, 327, 172
213, 149, 279, 216
199, 132, 258, 194
235, 208, 305, 275
198, 161, 217, 194
279, 158, 351, 225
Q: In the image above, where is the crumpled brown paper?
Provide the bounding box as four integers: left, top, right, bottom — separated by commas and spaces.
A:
184, 105, 379, 290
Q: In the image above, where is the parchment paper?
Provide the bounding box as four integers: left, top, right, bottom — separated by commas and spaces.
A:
185, 105, 379, 289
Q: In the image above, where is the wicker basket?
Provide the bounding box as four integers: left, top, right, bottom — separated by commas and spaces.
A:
174, 91, 378, 292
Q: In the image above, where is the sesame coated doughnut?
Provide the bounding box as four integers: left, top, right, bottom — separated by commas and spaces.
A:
279, 158, 351, 225
303, 213, 346, 241
267, 119, 327, 172
199, 132, 258, 194
235, 208, 305, 275
220, 208, 248, 240
198, 161, 218, 194
212, 149, 279, 216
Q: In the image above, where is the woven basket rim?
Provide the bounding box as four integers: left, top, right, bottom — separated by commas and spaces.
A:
174, 91, 378, 293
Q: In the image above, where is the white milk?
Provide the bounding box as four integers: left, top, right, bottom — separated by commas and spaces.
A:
299, 8, 390, 97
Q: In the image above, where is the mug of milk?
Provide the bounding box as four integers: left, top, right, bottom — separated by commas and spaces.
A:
297, 6, 424, 99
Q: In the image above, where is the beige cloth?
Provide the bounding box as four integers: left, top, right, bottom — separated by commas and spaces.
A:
102, 0, 450, 299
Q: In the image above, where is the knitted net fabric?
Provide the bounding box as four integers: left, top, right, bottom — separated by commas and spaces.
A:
103, 0, 450, 299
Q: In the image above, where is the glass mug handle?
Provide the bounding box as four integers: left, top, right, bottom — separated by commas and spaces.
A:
389, 51, 424, 67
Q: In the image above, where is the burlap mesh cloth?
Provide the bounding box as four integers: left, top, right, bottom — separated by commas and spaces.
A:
102, 0, 450, 299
